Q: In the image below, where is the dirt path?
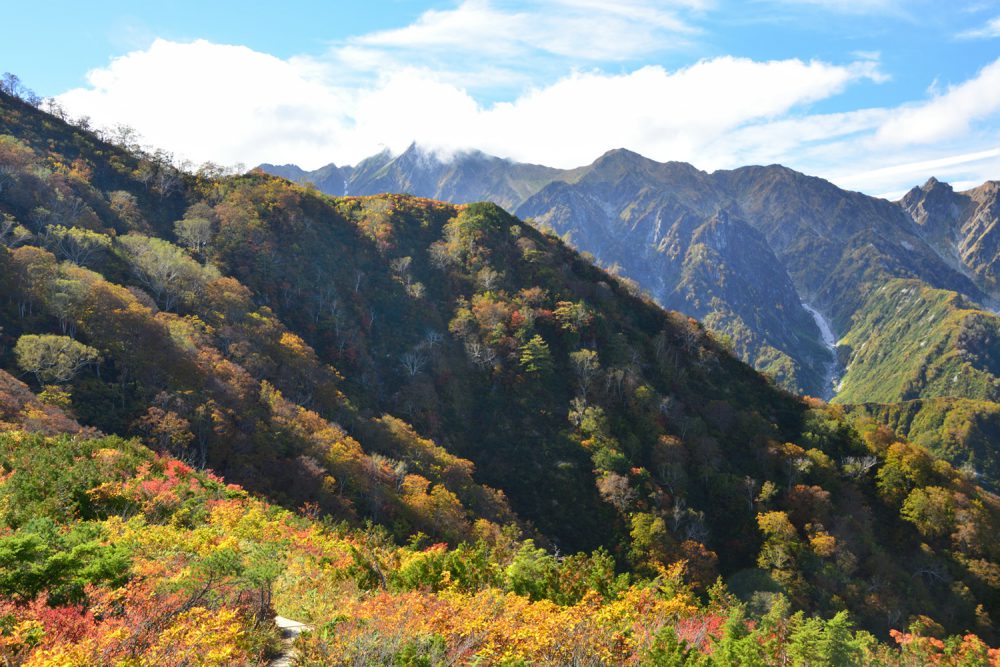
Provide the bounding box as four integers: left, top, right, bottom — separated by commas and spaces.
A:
268, 616, 313, 667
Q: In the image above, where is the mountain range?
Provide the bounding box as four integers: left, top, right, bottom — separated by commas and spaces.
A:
261, 147, 1000, 486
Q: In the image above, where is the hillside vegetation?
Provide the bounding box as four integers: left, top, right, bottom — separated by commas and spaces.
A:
1, 89, 999, 663
267, 146, 1000, 494
836, 279, 1000, 405
0, 402, 992, 665
846, 397, 1000, 493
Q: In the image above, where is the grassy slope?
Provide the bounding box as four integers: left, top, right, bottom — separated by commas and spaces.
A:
836, 279, 1000, 405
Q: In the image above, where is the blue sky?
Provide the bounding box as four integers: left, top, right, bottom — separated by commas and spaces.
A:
4, 0, 1000, 196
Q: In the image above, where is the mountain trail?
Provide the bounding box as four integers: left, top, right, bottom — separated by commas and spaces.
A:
269, 616, 313, 667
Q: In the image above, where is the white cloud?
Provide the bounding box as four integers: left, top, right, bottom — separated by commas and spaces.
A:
835, 147, 1000, 193
353, 1, 535, 55
958, 14, 1000, 38
700, 108, 892, 168
875, 58, 1000, 146
57, 40, 878, 172
58, 39, 355, 169
468, 57, 878, 167
326, 0, 705, 94
719, 62, 1000, 197
351, 0, 700, 59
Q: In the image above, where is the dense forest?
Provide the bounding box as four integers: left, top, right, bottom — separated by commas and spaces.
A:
0, 85, 999, 664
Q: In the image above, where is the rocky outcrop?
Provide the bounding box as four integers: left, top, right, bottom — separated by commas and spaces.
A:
902, 178, 1000, 300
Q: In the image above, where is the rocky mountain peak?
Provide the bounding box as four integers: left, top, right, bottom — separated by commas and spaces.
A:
594, 147, 645, 163
902, 175, 963, 228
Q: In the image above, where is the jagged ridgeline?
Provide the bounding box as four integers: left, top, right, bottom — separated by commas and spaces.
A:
1, 90, 1000, 663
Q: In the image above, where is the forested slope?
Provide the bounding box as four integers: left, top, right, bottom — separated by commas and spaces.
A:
1, 89, 999, 663
267, 147, 1000, 493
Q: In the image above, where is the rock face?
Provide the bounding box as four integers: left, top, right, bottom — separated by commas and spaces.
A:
259, 149, 998, 400
902, 178, 1000, 301
672, 212, 831, 395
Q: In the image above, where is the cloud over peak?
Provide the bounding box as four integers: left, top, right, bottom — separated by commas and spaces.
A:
58, 39, 882, 170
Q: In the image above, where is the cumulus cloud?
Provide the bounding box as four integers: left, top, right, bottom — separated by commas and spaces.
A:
57, 39, 879, 168
464, 57, 879, 168
58, 39, 355, 169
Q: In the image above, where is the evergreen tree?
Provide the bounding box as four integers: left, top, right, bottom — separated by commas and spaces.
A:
519, 334, 553, 375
